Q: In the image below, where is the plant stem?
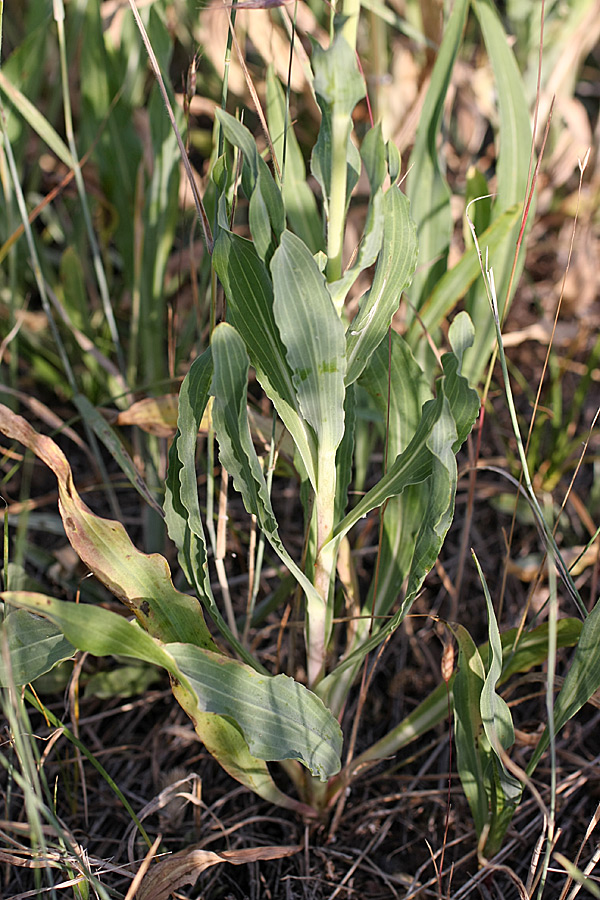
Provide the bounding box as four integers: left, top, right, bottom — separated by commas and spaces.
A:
341, 0, 360, 56
308, 452, 337, 687
325, 0, 360, 283
325, 112, 349, 283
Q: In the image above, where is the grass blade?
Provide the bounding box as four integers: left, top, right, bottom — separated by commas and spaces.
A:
345, 186, 418, 386
0, 404, 215, 648
212, 229, 318, 486
405, 0, 469, 316
271, 230, 347, 456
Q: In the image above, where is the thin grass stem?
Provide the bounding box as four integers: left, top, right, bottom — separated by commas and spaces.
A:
466, 205, 585, 618
533, 493, 558, 900
53, 0, 126, 380
24, 688, 153, 850
127, 0, 213, 251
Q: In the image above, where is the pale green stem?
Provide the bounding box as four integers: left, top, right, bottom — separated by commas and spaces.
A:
325, 112, 350, 283
307, 452, 337, 687
341, 0, 361, 56
325, 0, 360, 284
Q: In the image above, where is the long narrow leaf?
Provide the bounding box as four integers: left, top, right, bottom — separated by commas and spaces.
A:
215, 109, 285, 264
210, 324, 326, 619
325, 124, 389, 312
528, 596, 600, 775
0, 69, 75, 168
464, 0, 532, 382
450, 622, 490, 836
319, 318, 479, 700
163, 350, 259, 667
212, 230, 318, 486
0, 405, 215, 649
474, 554, 522, 805
405, 204, 522, 345
74, 394, 163, 516
310, 34, 364, 220
266, 67, 323, 253
271, 230, 347, 457
405, 0, 469, 315
342, 618, 580, 777
345, 186, 418, 385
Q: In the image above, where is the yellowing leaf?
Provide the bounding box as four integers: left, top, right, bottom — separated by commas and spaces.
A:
0, 404, 214, 649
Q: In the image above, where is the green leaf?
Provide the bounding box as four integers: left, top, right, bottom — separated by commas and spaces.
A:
266, 67, 323, 253
0, 609, 74, 687
163, 350, 256, 666
2, 592, 179, 675
312, 34, 365, 113
326, 125, 389, 313
360, 123, 388, 195
405, 0, 469, 315
212, 230, 318, 487
346, 618, 581, 774
444, 312, 481, 448
211, 325, 278, 534
319, 328, 479, 700
500, 619, 582, 681
405, 205, 522, 346
450, 623, 490, 836
3, 593, 341, 790
474, 554, 522, 803
340, 330, 478, 555
334, 386, 356, 524
327, 193, 385, 314
0, 405, 214, 650
215, 109, 285, 265
324, 332, 432, 713
210, 324, 326, 619
310, 34, 364, 218
528, 596, 600, 775
164, 352, 213, 598
360, 332, 432, 616
464, 0, 532, 382
0, 69, 75, 168
169, 643, 342, 780
345, 186, 418, 386
386, 139, 401, 183
271, 231, 347, 456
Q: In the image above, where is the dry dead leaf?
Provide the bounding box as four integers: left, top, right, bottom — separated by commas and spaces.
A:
115, 394, 183, 437
137, 843, 301, 900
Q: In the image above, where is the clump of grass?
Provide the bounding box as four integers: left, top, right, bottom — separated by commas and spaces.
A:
1, 1, 600, 897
